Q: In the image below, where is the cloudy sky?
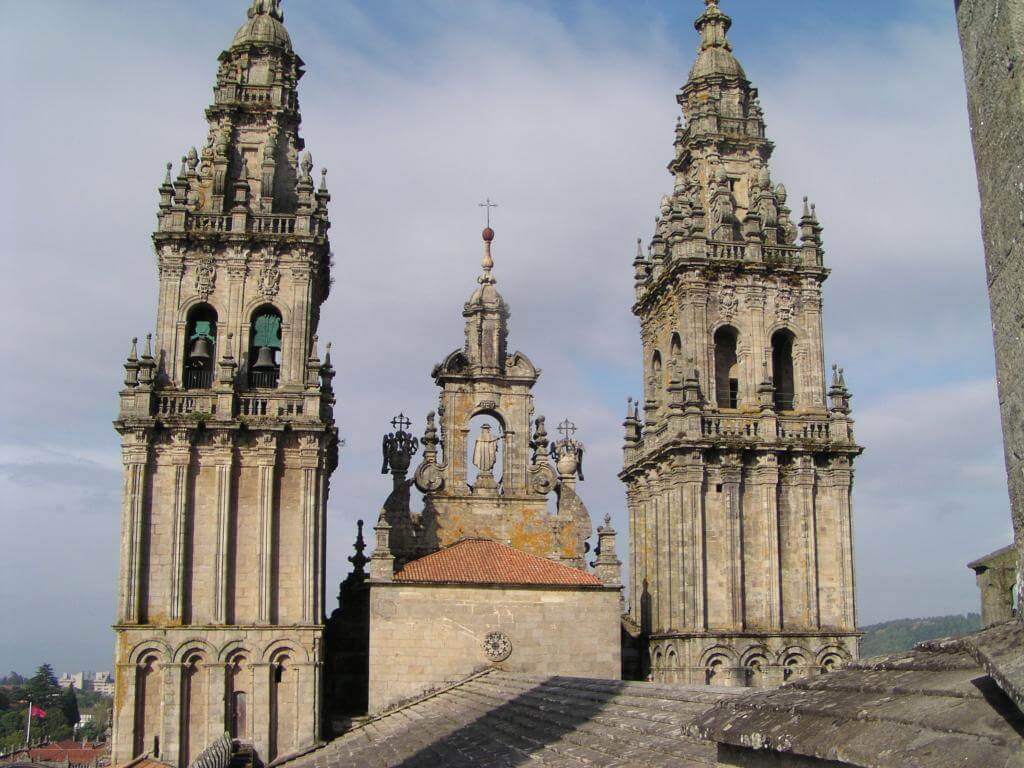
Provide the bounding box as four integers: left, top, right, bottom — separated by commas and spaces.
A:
0, 0, 1011, 674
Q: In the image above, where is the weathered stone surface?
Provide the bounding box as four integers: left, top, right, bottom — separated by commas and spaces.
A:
279, 670, 740, 768
111, 2, 337, 765
957, 0, 1024, 604
692, 630, 1024, 768
621, 0, 860, 686
968, 544, 1017, 627
366, 581, 622, 714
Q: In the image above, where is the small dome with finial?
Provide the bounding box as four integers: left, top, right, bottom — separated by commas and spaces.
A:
232, 0, 292, 50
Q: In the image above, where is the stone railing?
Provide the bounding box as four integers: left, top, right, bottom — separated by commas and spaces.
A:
253, 214, 296, 235
708, 241, 747, 261
186, 214, 233, 233
776, 417, 831, 442
156, 392, 217, 417
237, 393, 307, 419
188, 732, 233, 768
702, 414, 761, 438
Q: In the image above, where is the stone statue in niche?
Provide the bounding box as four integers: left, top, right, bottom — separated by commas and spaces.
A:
472, 424, 499, 474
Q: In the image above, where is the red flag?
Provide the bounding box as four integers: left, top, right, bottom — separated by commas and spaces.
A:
30, 705, 46, 719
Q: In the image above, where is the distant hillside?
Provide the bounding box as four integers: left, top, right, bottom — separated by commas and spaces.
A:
860, 613, 981, 657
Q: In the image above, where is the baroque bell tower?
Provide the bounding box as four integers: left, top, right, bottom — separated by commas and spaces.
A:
111, 1, 337, 765
621, 0, 862, 687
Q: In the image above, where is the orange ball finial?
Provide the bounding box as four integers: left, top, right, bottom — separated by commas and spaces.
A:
482, 227, 495, 242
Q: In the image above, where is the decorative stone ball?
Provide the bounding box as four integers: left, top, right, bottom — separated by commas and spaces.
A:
482, 227, 495, 242
482, 631, 512, 662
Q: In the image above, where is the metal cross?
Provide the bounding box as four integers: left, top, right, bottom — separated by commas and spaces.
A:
557, 418, 577, 441
391, 413, 411, 432
478, 198, 498, 228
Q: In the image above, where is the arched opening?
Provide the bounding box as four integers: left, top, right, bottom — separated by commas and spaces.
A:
248, 306, 282, 388
771, 329, 796, 411
179, 653, 207, 768
745, 654, 768, 688
270, 654, 297, 761
649, 351, 663, 405
226, 653, 251, 742
467, 414, 504, 494
705, 655, 727, 686
133, 655, 161, 758
184, 304, 217, 390
783, 654, 806, 682
670, 334, 683, 379
820, 654, 842, 674
666, 649, 678, 685
714, 327, 740, 409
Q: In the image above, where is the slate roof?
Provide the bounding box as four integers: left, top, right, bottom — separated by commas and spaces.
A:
394, 539, 604, 587
692, 621, 1024, 768
278, 670, 739, 767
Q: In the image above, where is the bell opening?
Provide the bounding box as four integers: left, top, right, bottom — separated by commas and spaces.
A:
184, 305, 217, 390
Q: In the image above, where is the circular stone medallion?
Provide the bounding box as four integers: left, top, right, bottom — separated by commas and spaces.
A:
482, 631, 512, 662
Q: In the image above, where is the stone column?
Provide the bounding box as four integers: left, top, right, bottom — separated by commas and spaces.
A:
800, 284, 826, 409
746, 287, 767, 401
627, 485, 640, 621
666, 463, 685, 632
795, 454, 820, 629
295, 660, 320, 747
681, 452, 706, 630
832, 456, 856, 630
251, 662, 273, 762
211, 432, 235, 624
722, 453, 744, 629
646, 471, 662, 632
159, 662, 184, 768
225, 256, 248, 367
749, 452, 781, 629
168, 429, 194, 624
112, 661, 138, 764
256, 432, 279, 625
205, 662, 228, 740
298, 434, 320, 623
287, 262, 314, 387
155, 255, 184, 385
119, 431, 150, 624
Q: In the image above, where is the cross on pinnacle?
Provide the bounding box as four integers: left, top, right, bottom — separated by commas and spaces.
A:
557, 419, 577, 441
479, 198, 498, 228
391, 413, 411, 432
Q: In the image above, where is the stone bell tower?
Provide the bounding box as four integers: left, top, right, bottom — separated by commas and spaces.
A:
111, 1, 337, 765
621, 0, 861, 687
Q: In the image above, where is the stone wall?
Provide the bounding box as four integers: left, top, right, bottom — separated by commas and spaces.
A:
367, 583, 621, 713
957, 0, 1024, 606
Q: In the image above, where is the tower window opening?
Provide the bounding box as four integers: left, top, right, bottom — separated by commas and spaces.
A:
249, 306, 282, 389
184, 304, 217, 390
714, 326, 740, 409
772, 329, 796, 411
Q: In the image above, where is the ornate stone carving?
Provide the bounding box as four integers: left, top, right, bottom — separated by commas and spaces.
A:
195, 259, 216, 299
482, 631, 512, 662
258, 255, 281, 298
719, 285, 737, 319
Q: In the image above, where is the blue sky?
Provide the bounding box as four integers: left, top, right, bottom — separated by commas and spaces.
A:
0, 0, 1010, 674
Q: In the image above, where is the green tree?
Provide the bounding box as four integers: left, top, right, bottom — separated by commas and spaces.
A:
0, 689, 9, 713
24, 664, 61, 711
59, 687, 79, 728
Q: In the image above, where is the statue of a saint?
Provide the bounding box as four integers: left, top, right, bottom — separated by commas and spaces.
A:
472, 424, 499, 473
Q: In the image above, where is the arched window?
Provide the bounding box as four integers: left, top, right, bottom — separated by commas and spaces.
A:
179, 653, 207, 768
467, 414, 504, 493
714, 327, 740, 409
184, 304, 217, 390
772, 329, 796, 411
270, 654, 296, 761
133, 655, 161, 758
227, 653, 250, 741
650, 351, 663, 402
249, 306, 282, 388
705, 655, 727, 686
670, 334, 682, 371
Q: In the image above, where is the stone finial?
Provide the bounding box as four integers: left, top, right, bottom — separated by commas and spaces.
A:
299, 150, 313, 182
828, 364, 851, 414
319, 168, 328, 192
552, 420, 584, 482
123, 338, 140, 388
369, 518, 395, 581
348, 519, 369, 576
186, 147, 199, 173
593, 514, 622, 587
623, 397, 641, 447
249, 0, 283, 21
163, 163, 173, 185
530, 416, 550, 462
382, 414, 420, 479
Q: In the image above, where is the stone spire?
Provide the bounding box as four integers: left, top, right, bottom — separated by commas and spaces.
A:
463, 227, 509, 374
155, 0, 329, 221
689, 0, 745, 82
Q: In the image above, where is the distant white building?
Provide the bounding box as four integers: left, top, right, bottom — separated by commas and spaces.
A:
58, 671, 114, 696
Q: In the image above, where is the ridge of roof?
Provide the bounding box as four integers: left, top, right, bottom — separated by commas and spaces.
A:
393, 538, 604, 587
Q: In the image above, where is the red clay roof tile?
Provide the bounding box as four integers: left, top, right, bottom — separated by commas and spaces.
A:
394, 539, 602, 586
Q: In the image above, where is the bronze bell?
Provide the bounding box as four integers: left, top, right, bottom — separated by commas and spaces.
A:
252, 345, 277, 370
188, 336, 212, 365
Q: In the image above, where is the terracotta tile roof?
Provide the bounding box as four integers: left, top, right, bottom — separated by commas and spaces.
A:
28, 746, 104, 765
394, 539, 603, 586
